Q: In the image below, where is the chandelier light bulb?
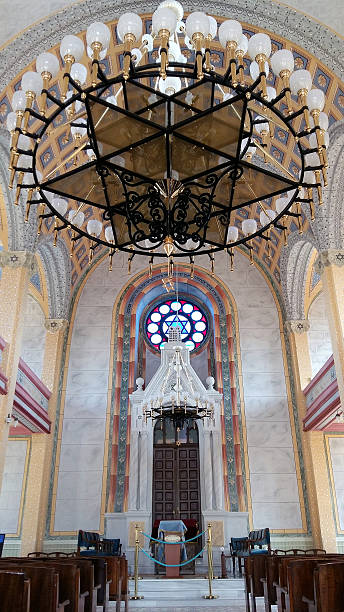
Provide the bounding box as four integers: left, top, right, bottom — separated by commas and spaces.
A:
270, 48, 294, 76
68, 209, 85, 228
250, 60, 269, 81
60, 35, 85, 62
12, 90, 27, 112
242, 218, 257, 235
86, 22, 111, 49
36, 52, 60, 79
266, 86, 277, 102
275, 197, 288, 215
237, 33, 248, 54
159, 76, 182, 95
52, 197, 69, 216
87, 219, 103, 237
260, 209, 276, 226
186, 11, 209, 79
21, 71, 43, 96
218, 19, 242, 47
152, 7, 177, 34
70, 62, 88, 85
207, 15, 218, 39
307, 88, 325, 112
204, 15, 217, 71
17, 134, 31, 151
289, 69, 312, 96
227, 226, 238, 242
105, 226, 114, 242
6, 111, 16, 133
87, 46, 107, 61
248, 33, 272, 60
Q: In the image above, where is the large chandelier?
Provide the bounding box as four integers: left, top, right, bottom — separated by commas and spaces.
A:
7, 1, 329, 271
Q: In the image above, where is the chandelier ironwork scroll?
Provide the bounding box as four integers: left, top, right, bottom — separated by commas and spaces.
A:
7, 1, 329, 271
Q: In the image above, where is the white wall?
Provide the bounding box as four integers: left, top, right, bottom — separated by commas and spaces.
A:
213, 252, 302, 530
328, 436, 344, 530
0, 440, 27, 533
54, 251, 303, 532
308, 292, 333, 378
21, 295, 46, 378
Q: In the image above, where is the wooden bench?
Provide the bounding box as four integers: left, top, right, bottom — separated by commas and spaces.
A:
0, 558, 88, 612
0, 570, 30, 611
302, 561, 344, 612
274, 555, 344, 612
0, 564, 69, 611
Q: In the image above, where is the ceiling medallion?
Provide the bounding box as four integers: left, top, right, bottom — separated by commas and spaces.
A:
7, 1, 329, 273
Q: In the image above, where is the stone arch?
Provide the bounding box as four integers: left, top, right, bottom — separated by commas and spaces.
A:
37, 235, 71, 319
312, 119, 344, 250
280, 231, 319, 320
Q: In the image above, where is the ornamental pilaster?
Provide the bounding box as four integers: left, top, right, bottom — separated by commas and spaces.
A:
284, 319, 310, 335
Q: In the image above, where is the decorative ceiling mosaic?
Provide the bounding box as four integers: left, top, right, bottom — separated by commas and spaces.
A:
1, 13, 344, 289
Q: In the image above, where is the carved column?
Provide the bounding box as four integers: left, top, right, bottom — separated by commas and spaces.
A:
315, 250, 344, 407
285, 319, 337, 551
20, 318, 67, 555
0, 250, 34, 492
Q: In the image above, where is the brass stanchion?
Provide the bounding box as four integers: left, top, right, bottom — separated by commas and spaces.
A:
130, 524, 144, 600
203, 523, 218, 599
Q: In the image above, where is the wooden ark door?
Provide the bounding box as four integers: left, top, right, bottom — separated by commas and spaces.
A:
152, 419, 201, 527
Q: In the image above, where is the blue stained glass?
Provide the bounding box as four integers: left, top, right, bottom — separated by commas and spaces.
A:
145, 299, 208, 351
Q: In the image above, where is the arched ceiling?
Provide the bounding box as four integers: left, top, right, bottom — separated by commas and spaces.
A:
0, 7, 344, 292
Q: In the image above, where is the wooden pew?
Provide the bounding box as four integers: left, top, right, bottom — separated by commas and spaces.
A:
73, 556, 111, 611
274, 555, 344, 612
0, 570, 30, 612
1, 564, 69, 611
0, 559, 83, 612
302, 561, 344, 612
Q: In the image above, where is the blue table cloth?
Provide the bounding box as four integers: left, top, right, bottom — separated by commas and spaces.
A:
156, 520, 187, 563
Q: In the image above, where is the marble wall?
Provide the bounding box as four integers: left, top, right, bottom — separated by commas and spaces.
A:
212, 252, 303, 530
54, 254, 139, 532
0, 439, 28, 533
308, 293, 333, 377
328, 436, 344, 530
53, 250, 303, 534
21, 294, 46, 378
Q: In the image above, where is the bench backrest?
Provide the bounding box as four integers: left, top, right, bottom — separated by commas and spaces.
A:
315, 561, 344, 612
0, 570, 30, 611
10, 565, 59, 612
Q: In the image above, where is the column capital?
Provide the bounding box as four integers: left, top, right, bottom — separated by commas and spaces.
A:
284, 319, 310, 335
315, 250, 344, 275
0, 250, 35, 271
44, 318, 68, 333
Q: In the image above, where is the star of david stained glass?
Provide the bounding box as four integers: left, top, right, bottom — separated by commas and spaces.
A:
7, 1, 329, 271
146, 299, 208, 351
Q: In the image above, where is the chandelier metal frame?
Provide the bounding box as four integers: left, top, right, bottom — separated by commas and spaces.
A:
7, 4, 329, 270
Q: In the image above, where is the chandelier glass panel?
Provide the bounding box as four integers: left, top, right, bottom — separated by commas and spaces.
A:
7, 1, 329, 269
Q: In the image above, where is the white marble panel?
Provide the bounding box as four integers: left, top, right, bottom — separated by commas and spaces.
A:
56, 470, 103, 500
71, 326, 110, 350
246, 268, 266, 287
68, 349, 110, 372
238, 309, 279, 330
0, 440, 27, 534
0, 508, 19, 533
58, 444, 104, 472
79, 285, 118, 306
66, 370, 109, 395
74, 306, 113, 327
242, 372, 287, 397
234, 286, 275, 309
333, 471, 344, 493
252, 502, 302, 529
330, 453, 344, 471
239, 328, 281, 351
241, 349, 284, 373
63, 394, 108, 419
248, 447, 296, 474
54, 498, 101, 532
246, 421, 292, 447
250, 474, 299, 502
329, 437, 344, 454
244, 397, 289, 421
62, 418, 106, 445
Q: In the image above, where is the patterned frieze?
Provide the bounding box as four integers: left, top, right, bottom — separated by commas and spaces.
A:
0, 250, 35, 270
44, 319, 68, 333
